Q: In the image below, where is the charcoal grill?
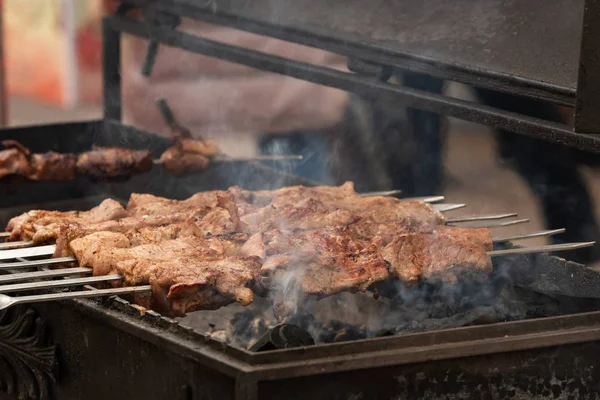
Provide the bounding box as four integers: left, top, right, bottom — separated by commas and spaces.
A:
2, 1, 600, 399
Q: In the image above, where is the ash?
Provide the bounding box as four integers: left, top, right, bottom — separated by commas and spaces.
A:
179, 284, 600, 350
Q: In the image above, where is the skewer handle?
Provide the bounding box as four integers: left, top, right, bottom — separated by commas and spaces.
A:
0, 285, 152, 311
0, 274, 122, 294
0, 267, 91, 284
0, 256, 73, 270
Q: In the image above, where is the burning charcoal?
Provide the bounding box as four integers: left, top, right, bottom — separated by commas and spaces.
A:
227, 309, 272, 347
249, 324, 315, 352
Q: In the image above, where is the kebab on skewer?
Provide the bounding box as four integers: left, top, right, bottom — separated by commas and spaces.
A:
0, 183, 570, 317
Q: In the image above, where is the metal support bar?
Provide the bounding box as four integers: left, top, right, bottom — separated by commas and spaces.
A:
152, 0, 575, 106
105, 15, 600, 154
102, 18, 123, 121
574, 0, 600, 133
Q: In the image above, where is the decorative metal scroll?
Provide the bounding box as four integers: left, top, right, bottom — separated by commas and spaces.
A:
0, 306, 58, 400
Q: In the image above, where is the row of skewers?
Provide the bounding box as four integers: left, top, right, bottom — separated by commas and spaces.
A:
0, 183, 593, 319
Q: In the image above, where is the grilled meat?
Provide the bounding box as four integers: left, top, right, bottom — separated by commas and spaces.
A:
242, 228, 389, 320
176, 138, 219, 157
381, 232, 493, 285
344, 221, 492, 250
0, 141, 154, 181
250, 181, 357, 206
76, 146, 153, 179
0, 148, 30, 180
6, 198, 129, 242
241, 198, 360, 233
160, 146, 210, 175
68, 231, 259, 316
29, 152, 78, 181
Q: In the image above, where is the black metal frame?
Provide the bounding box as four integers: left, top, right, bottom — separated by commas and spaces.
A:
105, 0, 600, 154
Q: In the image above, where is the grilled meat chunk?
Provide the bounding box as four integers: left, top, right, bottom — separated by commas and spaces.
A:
176, 138, 219, 157
344, 221, 492, 250
76, 146, 153, 179
241, 199, 360, 233
160, 146, 210, 175
0, 148, 30, 180
242, 228, 389, 320
381, 232, 493, 285
68, 231, 258, 316
250, 181, 357, 206
29, 152, 78, 181
6, 198, 128, 242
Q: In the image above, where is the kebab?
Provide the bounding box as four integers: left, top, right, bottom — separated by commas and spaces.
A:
2, 183, 584, 318
0, 138, 301, 182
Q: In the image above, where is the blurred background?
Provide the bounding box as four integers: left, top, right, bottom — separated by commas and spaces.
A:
2, 0, 600, 266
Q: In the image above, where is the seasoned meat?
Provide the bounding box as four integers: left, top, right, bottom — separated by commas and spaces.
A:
343, 221, 492, 251
29, 152, 77, 181
242, 228, 389, 320
2, 140, 30, 155
241, 199, 360, 233
250, 181, 357, 206
177, 138, 219, 157
52, 202, 245, 257
67, 231, 259, 316
119, 256, 260, 316
76, 147, 153, 179
0, 148, 30, 180
382, 232, 493, 285
6, 198, 128, 242
160, 145, 210, 175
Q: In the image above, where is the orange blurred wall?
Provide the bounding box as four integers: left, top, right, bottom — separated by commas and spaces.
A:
4, 0, 104, 108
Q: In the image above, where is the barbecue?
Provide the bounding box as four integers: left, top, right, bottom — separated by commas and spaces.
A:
2, 1, 600, 399
0, 183, 591, 323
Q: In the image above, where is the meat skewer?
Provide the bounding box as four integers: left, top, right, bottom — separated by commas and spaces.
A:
0, 139, 302, 181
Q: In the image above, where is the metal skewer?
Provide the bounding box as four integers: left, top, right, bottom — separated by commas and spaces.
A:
453, 218, 530, 228
447, 213, 517, 223
0, 274, 122, 294
434, 204, 467, 212
0, 245, 58, 261
0, 232, 9, 239
0, 240, 34, 250
489, 241, 596, 257
359, 190, 402, 198
0, 286, 152, 311
492, 229, 566, 243
406, 196, 445, 203
0, 257, 75, 270
0, 267, 91, 284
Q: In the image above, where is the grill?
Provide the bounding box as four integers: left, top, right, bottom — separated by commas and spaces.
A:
2, 1, 600, 399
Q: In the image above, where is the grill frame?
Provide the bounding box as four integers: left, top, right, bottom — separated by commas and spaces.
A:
2, 121, 600, 399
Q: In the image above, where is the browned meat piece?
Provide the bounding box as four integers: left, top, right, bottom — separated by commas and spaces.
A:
68, 231, 259, 316
0, 148, 30, 180
29, 152, 78, 181
343, 221, 492, 251
160, 145, 210, 175
177, 138, 219, 157
381, 232, 493, 285
6, 198, 128, 242
242, 228, 389, 319
433, 226, 493, 251
76, 147, 153, 179
1, 140, 30, 155
241, 199, 360, 233
250, 181, 357, 206
52, 198, 245, 257
120, 256, 260, 316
